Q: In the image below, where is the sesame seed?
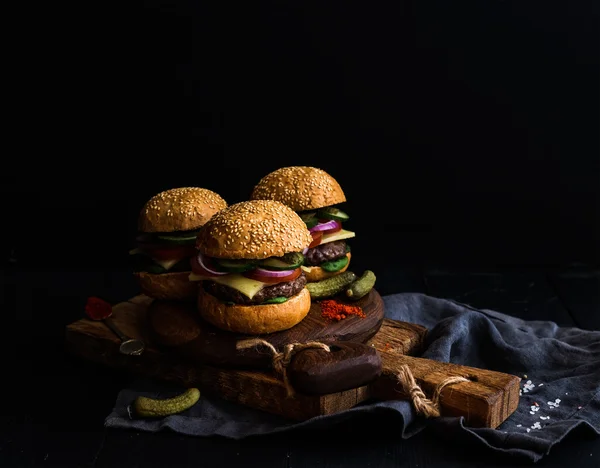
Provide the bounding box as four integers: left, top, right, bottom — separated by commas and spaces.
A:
250, 166, 346, 211
138, 187, 227, 232
195, 199, 312, 259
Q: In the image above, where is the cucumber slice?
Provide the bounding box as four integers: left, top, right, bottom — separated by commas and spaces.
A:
259, 252, 304, 271
305, 218, 319, 229
320, 255, 349, 272
317, 207, 349, 222
261, 296, 289, 304
212, 258, 256, 273
157, 232, 198, 245
299, 211, 317, 222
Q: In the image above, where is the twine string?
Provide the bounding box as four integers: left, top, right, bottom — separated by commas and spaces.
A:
396, 364, 469, 418
236, 338, 331, 397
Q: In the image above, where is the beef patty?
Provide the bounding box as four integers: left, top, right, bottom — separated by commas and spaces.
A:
203, 272, 307, 305
303, 240, 347, 266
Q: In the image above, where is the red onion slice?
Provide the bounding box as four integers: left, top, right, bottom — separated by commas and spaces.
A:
309, 220, 340, 233
302, 247, 309, 254
251, 267, 296, 278
196, 252, 228, 276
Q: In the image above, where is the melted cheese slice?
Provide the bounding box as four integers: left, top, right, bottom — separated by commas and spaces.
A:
129, 248, 187, 272
320, 229, 355, 245
189, 272, 266, 299
154, 257, 184, 271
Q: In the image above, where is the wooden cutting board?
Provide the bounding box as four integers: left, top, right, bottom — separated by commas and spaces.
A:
65, 294, 520, 428
146, 289, 385, 394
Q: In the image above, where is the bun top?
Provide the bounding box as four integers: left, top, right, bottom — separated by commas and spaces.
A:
196, 199, 313, 259
138, 187, 228, 233
250, 166, 346, 211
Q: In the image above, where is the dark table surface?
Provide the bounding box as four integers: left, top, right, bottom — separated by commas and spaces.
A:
2, 261, 599, 468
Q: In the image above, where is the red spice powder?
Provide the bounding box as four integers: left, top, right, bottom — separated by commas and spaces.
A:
320, 299, 366, 321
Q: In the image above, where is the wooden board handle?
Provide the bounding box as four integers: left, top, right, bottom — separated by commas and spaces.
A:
288, 342, 382, 395
370, 352, 521, 428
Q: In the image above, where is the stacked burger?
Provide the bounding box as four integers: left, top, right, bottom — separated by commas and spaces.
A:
130, 187, 228, 301
250, 166, 356, 282
189, 200, 314, 334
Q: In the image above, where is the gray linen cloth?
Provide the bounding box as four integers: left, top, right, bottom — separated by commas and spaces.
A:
105, 293, 600, 462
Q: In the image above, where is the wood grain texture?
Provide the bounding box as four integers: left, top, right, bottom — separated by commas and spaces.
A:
65, 294, 520, 426
146, 289, 385, 368
289, 341, 382, 394
65, 296, 396, 420
367, 327, 521, 428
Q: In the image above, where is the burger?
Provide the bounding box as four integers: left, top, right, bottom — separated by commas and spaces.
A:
250, 166, 355, 282
130, 187, 228, 301
189, 199, 313, 334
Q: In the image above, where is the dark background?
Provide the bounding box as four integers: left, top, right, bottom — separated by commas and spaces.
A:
2, 3, 599, 466
5, 1, 599, 272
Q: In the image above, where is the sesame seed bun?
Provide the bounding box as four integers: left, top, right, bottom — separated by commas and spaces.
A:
138, 187, 228, 233
195, 199, 313, 259
250, 166, 346, 212
301, 252, 352, 282
135, 271, 199, 301
197, 284, 311, 334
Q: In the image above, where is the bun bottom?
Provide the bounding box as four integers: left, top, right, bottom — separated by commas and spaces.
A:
197, 285, 311, 334
135, 270, 198, 301
302, 252, 351, 282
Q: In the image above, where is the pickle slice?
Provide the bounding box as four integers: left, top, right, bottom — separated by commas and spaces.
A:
299, 211, 317, 222
261, 296, 289, 304
305, 218, 319, 229
259, 252, 304, 271
317, 207, 349, 222
156, 230, 199, 245
212, 258, 256, 273
320, 255, 349, 272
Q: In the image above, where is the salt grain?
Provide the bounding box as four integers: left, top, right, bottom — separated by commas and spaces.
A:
539, 383, 544, 386
517, 424, 522, 427
523, 381, 535, 393
526, 428, 531, 432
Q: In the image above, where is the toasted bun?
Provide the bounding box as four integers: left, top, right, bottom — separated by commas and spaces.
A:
301, 252, 351, 282
197, 285, 311, 334
196, 199, 312, 259
135, 271, 198, 301
250, 166, 346, 211
138, 187, 227, 233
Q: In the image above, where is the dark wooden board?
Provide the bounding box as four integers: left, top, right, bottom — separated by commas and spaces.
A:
65, 294, 520, 427
65, 295, 424, 421
147, 289, 385, 368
